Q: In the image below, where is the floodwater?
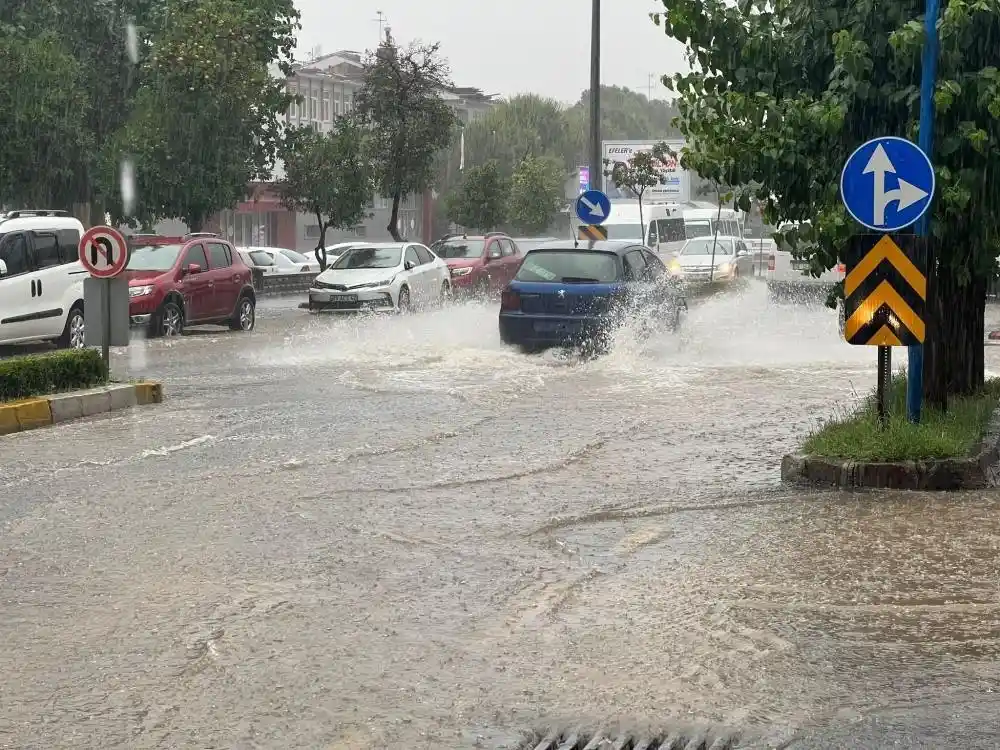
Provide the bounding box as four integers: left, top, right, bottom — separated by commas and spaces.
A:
2, 282, 1000, 748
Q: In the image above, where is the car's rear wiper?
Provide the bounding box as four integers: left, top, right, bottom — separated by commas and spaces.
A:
559, 276, 600, 283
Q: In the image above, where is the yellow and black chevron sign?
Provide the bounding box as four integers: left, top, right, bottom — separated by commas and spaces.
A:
578, 224, 608, 241
843, 234, 927, 346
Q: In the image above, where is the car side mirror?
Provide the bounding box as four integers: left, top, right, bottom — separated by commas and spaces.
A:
0, 259, 7, 277
404, 259, 415, 271
185, 263, 202, 275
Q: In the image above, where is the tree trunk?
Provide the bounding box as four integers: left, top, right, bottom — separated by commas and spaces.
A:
923, 256, 986, 410
315, 211, 328, 271
188, 215, 205, 233
387, 191, 403, 241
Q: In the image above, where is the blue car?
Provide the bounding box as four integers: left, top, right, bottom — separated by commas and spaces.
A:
498, 240, 687, 353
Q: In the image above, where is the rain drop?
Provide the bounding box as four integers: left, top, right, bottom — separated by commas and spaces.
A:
120, 158, 136, 216
125, 22, 139, 65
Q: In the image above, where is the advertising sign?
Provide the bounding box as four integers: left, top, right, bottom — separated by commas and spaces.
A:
578, 166, 590, 194
602, 140, 690, 202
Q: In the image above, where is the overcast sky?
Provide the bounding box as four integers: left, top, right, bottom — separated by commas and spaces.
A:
293, 0, 689, 105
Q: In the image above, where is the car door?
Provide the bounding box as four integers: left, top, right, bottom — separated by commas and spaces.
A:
0, 232, 38, 343
206, 241, 238, 318
499, 238, 520, 285
180, 243, 213, 321
402, 245, 426, 299
622, 248, 654, 311
23, 229, 72, 340
483, 238, 505, 292
735, 240, 753, 276
413, 244, 441, 293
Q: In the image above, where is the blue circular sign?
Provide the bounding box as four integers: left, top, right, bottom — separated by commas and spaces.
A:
839, 136, 935, 232
575, 189, 612, 226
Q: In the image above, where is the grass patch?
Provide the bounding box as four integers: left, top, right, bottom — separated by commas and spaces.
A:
803, 375, 1000, 461
0, 349, 108, 403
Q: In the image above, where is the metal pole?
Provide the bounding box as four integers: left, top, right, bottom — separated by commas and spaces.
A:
101, 278, 110, 371
589, 0, 601, 194
878, 345, 891, 429
909, 0, 940, 424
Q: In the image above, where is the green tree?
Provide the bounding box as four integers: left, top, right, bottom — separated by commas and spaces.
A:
103, 0, 298, 230
0, 27, 91, 208
278, 120, 373, 271
653, 0, 1000, 404
508, 155, 566, 235
445, 160, 508, 231
603, 145, 670, 242
356, 33, 457, 241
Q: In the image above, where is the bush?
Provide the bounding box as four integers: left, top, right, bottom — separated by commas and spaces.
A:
803, 374, 1000, 461
0, 349, 108, 402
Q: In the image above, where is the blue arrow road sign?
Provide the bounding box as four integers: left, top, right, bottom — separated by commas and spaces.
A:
840, 136, 935, 232
575, 189, 611, 225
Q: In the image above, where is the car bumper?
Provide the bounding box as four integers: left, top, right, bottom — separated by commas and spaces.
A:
129, 314, 153, 327
308, 288, 395, 312
499, 313, 611, 346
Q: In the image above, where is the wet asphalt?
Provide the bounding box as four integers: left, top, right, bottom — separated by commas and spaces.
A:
3, 282, 1000, 748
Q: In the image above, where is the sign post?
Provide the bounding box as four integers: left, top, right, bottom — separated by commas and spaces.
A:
841, 134, 934, 429
78, 225, 131, 370
575, 189, 612, 246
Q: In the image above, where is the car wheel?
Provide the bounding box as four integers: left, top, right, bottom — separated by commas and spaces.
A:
152, 299, 184, 337
229, 295, 256, 331
397, 286, 411, 313
473, 277, 489, 299
58, 304, 86, 349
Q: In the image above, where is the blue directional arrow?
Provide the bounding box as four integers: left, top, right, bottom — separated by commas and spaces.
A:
840, 136, 935, 233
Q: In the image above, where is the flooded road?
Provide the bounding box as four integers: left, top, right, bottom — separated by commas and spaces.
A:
3, 282, 1000, 748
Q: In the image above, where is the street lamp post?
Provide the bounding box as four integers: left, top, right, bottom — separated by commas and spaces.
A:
908, 0, 940, 423
589, 0, 601, 193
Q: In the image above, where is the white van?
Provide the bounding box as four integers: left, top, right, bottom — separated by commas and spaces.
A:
0, 210, 88, 348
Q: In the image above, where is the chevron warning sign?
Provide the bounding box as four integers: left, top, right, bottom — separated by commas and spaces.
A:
843, 234, 927, 346
578, 224, 608, 241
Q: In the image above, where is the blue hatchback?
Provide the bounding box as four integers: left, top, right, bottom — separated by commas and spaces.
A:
498, 240, 687, 352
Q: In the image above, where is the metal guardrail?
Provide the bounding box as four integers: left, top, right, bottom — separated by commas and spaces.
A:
250, 269, 319, 296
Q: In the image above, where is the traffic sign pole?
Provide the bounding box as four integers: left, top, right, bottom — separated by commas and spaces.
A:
589, 0, 601, 195
908, 0, 941, 424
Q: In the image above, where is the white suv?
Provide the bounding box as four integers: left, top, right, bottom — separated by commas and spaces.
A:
0, 210, 88, 348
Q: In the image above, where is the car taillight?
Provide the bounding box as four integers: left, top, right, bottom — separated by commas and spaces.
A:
500, 289, 520, 311
767, 254, 775, 271
835, 262, 846, 274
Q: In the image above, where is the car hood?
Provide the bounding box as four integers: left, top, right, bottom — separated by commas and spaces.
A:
442, 258, 481, 268
315, 267, 400, 285
126, 269, 172, 283
677, 253, 736, 267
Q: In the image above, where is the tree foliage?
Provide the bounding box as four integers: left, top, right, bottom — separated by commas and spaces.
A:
355, 33, 457, 241
278, 119, 373, 270
507, 155, 566, 235
653, 0, 1000, 401
445, 160, 508, 232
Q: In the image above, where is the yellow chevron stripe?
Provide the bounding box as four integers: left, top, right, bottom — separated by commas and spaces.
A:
844, 235, 926, 299
865, 325, 903, 346
844, 280, 925, 344
578, 225, 607, 241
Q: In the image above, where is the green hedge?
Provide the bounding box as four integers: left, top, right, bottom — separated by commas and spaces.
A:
0, 349, 108, 403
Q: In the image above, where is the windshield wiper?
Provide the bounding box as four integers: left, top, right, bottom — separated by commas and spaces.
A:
560, 276, 600, 283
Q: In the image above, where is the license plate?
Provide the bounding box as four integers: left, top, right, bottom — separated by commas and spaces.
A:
791, 260, 810, 270
335, 294, 358, 303
534, 320, 577, 334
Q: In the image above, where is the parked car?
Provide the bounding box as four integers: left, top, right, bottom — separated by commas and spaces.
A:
307, 242, 451, 313
126, 236, 256, 336
0, 209, 87, 349
667, 236, 754, 283
241, 246, 316, 273
498, 240, 687, 353
765, 223, 845, 304
511, 236, 560, 255
430, 232, 523, 297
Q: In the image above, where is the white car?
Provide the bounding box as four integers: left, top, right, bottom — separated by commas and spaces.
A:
668, 235, 754, 283
765, 223, 845, 304
0, 210, 88, 349
307, 242, 451, 313
240, 246, 314, 274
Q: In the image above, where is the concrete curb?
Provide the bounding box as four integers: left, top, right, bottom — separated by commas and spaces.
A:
0, 381, 163, 436
781, 404, 1000, 491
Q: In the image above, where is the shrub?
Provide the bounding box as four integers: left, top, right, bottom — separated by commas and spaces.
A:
0, 349, 108, 402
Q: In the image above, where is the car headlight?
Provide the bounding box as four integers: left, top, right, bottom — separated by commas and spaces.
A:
450, 267, 472, 277
357, 277, 395, 289
668, 261, 683, 275
129, 285, 154, 298
717, 262, 731, 274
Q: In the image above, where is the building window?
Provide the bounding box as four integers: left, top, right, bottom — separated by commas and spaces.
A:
334, 88, 343, 116
321, 90, 330, 121
220, 210, 278, 247
288, 85, 299, 119
310, 95, 318, 121
344, 91, 354, 112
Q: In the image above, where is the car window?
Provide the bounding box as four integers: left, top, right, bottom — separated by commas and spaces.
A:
642, 250, 666, 275
281, 249, 309, 263
206, 242, 231, 269
623, 250, 647, 281
515, 250, 620, 283
0, 233, 30, 275
404, 246, 420, 268
487, 241, 503, 258
414, 245, 434, 264
273, 252, 296, 268
248, 250, 274, 267
501, 239, 516, 257
32, 232, 61, 269
56, 228, 81, 264
184, 244, 209, 271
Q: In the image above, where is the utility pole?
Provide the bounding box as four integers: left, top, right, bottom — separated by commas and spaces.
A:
373, 10, 387, 46
908, 0, 940, 423
589, 0, 601, 194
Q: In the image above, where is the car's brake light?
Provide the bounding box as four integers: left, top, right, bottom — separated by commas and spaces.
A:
500, 289, 520, 311
767, 254, 775, 271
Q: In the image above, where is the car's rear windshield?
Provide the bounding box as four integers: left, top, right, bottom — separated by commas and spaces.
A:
515, 250, 620, 283
432, 240, 484, 259
127, 244, 183, 271
281, 249, 309, 263
248, 251, 274, 266
680, 238, 734, 255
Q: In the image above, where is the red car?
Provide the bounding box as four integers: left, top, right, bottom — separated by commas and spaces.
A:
126, 234, 257, 337
430, 233, 524, 297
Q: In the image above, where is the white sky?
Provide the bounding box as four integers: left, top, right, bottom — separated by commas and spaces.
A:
293, 0, 689, 104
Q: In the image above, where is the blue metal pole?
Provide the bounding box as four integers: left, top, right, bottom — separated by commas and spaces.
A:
909, 0, 940, 424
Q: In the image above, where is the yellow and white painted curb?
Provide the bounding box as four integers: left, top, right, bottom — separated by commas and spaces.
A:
0, 381, 163, 436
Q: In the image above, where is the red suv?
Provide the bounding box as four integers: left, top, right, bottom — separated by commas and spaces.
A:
430, 232, 523, 297
126, 234, 257, 337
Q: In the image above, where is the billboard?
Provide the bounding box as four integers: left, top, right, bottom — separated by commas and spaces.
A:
602, 140, 690, 202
